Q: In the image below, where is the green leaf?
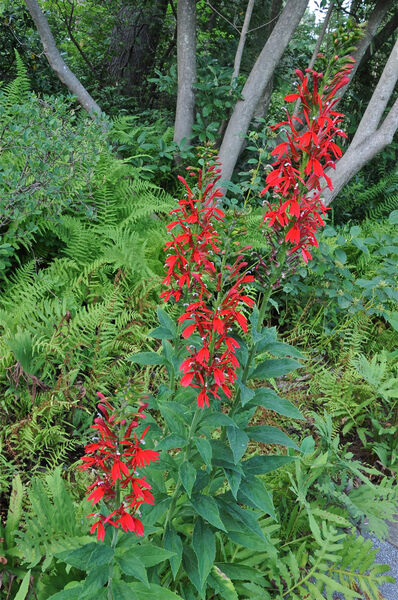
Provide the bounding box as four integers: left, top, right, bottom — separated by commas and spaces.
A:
81, 566, 109, 598
335, 248, 347, 264
208, 566, 239, 600
263, 341, 303, 358
386, 311, 398, 332
243, 455, 295, 475
164, 526, 183, 579
118, 554, 148, 586
191, 495, 227, 531
126, 583, 184, 600
389, 210, 398, 224
55, 543, 114, 570
47, 585, 86, 600
194, 437, 212, 469
133, 544, 176, 568
250, 358, 302, 380
193, 518, 215, 588
14, 570, 31, 600
214, 563, 264, 582
127, 352, 164, 366
200, 412, 236, 428
159, 403, 188, 437
156, 433, 188, 451
227, 427, 249, 463
5, 474, 24, 548
238, 380, 255, 407
182, 546, 203, 593
157, 307, 177, 335
224, 468, 242, 499
179, 460, 197, 498
246, 425, 299, 450
238, 475, 275, 518
112, 581, 138, 600
148, 326, 173, 339
249, 388, 303, 419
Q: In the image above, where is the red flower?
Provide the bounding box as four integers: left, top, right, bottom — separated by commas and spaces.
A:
80, 397, 159, 541
162, 163, 256, 408
261, 62, 354, 261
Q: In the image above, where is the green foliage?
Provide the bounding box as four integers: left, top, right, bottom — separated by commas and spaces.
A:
334, 166, 398, 223
0, 62, 110, 274
0, 160, 174, 478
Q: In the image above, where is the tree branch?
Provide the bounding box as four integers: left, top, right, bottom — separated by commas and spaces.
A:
24, 0, 102, 117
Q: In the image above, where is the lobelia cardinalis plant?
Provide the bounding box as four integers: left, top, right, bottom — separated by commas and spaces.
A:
57, 58, 353, 600
128, 59, 353, 598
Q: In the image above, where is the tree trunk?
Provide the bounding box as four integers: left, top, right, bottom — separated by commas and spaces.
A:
218, 0, 308, 185
252, 0, 282, 125
107, 0, 168, 97
231, 0, 255, 85
334, 0, 394, 104
357, 9, 398, 78
24, 0, 102, 117
174, 0, 197, 145
322, 37, 398, 205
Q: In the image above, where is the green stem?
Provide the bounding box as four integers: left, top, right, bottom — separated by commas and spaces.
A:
107, 481, 120, 600
162, 407, 202, 539
227, 250, 286, 424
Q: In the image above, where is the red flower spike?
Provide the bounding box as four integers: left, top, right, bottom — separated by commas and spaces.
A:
261, 62, 354, 260
80, 399, 159, 542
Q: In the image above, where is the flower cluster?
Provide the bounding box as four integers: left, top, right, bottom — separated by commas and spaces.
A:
161, 166, 224, 303
79, 394, 159, 541
261, 58, 354, 262
162, 165, 254, 407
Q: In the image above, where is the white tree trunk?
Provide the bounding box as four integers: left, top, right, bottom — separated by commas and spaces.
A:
218, 0, 309, 185
334, 0, 394, 104
174, 0, 197, 145
25, 0, 102, 117
322, 37, 398, 205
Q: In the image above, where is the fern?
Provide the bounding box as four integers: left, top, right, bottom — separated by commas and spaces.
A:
16, 467, 89, 569
0, 49, 30, 115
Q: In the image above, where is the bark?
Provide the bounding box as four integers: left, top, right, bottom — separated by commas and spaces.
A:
322, 37, 398, 205
252, 0, 282, 124
217, 0, 256, 142
334, 0, 394, 104
24, 0, 101, 117
218, 0, 309, 184
231, 0, 255, 84
357, 9, 398, 77
174, 0, 196, 144
107, 0, 168, 97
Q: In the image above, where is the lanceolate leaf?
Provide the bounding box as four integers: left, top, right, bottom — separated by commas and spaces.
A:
193, 518, 216, 588
55, 543, 114, 570
243, 454, 295, 475
191, 495, 227, 531
227, 426, 249, 463
249, 388, 304, 419
127, 351, 165, 366
250, 358, 302, 380
123, 582, 184, 600
246, 425, 299, 450
164, 526, 183, 579
179, 460, 197, 498
157, 307, 177, 335
118, 554, 148, 586
194, 437, 212, 469
238, 380, 255, 407
208, 566, 239, 600
238, 475, 275, 519
224, 468, 242, 499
